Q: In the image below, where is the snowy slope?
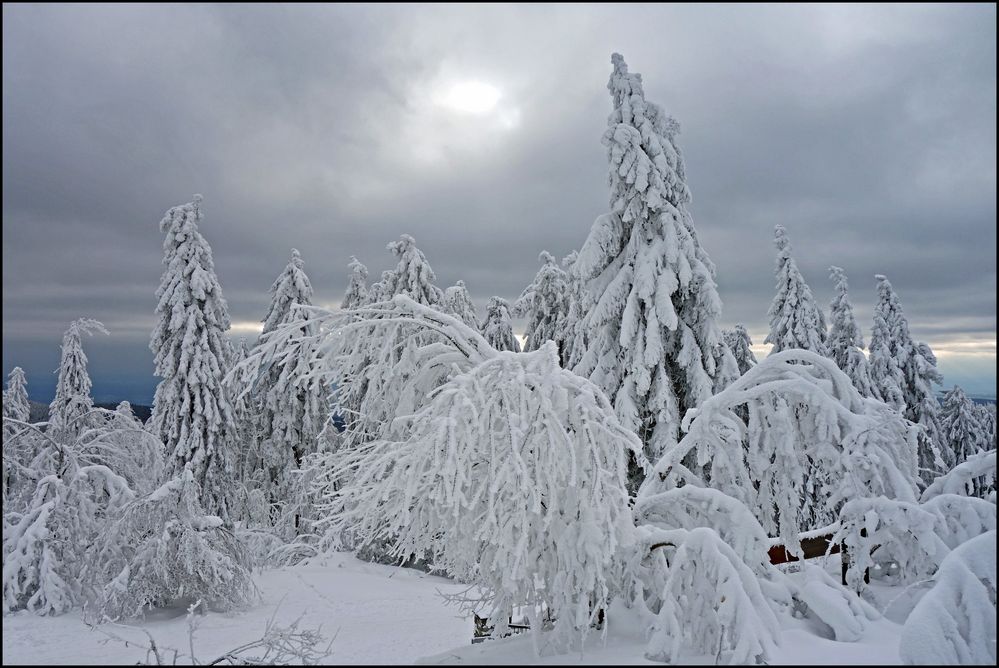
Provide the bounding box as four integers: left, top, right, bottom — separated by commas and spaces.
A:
2, 553, 472, 665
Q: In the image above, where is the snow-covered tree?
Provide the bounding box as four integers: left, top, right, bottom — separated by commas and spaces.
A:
87, 466, 256, 620
826, 266, 877, 397
939, 386, 990, 471
382, 234, 444, 306
765, 226, 827, 356
80, 402, 165, 497
909, 340, 945, 475
3, 367, 32, 504
2, 467, 133, 616
868, 275, 907, 411
318, 236, 448, 458
293, 299, 640, 650
226, 250, 328, 540
640, 349, 922, 552
262, 249, 313, 334
149, 195, 237, 522
722, 325, 757, 377
3, 367, 29, 435
366, 270, 394, 305
560, 251, 589, 369
441, 280, 480, 330
629, 485, 878, 661
976, 404, 996, 453
47, 319, 108, 449
2, 402, 165, 616
572, 53, 737, 470
834, 494, 995, 592
482, 296, 521, 352
341, 256, 369, 310
513, 251, 570, 356
899, 530, 996, 665
868, 275, 944, 482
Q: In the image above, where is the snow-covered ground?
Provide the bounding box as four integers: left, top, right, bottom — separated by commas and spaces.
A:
3, 552, 915, 665
2, 553, 472, 665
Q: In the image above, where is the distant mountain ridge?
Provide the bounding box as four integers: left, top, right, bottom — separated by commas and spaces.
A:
27, 400, 152, 423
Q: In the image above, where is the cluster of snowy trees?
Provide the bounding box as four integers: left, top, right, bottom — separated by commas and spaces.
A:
3, 53, 995, 664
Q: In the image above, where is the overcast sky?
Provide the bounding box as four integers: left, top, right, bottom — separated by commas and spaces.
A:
3, 3, 996, 402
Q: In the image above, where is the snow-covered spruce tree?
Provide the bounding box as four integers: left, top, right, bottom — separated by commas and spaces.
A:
910, 340, 945, 474
640, 349, 922, 552
252, 250, 326, 538
868, 275, 944, 483
868, 275, 907, 411
482, 296, 521, 352
722, 324, 757, 377
3, 367, 32, 504
365, 270, 394, 305
383, 234, 444, 306
899, 530, 996, 665
560, 251, 590, 369
335, 234, 448, 444
978, 404, 997, 449
48, 319, 109, 449
3, 367, 29, 436
341, 256, 369, 310
229, 336, 258, 488
939, 385, 989, 472
442, 280, 481, 330
513, 251, 570, 356
765, 226, 827, 356
573, 54, 737, 474
826, 266, 878, 397
149, 195, 237, 523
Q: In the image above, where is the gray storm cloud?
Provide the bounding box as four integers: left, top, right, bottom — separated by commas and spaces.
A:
2, 3, 996, 400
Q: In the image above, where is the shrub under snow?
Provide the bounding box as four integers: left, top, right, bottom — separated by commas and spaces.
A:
641, 349, 922, 553
899, 530, 996, 665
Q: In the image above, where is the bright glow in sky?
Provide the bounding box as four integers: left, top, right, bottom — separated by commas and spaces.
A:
437, 80, 502, 114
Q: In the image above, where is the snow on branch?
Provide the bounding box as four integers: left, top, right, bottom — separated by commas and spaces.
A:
921, 449, 996, 502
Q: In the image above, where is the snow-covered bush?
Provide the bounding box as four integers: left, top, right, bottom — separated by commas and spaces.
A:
833, 494, 995, 590
641, 349, 921, 552
641, 527, 781, 665
3, 464, 134, 616
899, 530, 996, 665
87, 466, 256, 621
